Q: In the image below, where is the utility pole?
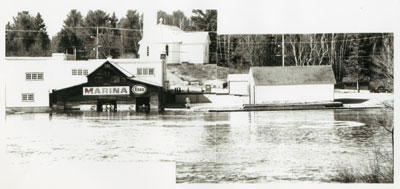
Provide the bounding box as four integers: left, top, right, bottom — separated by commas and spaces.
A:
96, 27, 99, 59
282, 34, 285, 67
120, 30, 124, 57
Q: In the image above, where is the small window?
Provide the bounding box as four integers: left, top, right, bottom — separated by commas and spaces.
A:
26, 73, 31, 80
146, 46, 149, 56
104, 70, 110, 77
137, 68, 143, 75
26, 72, 44, 80
22, 94, 27, 101
22, 93, 34, 102
72, 69, 88, 76
149, 68, 154, 75
165, 45, 169, 56
37, 73, 43, 80
28, 94, 34, 101
143, 69, 149, 75
137, 68, 154, 76
31, 73, 37, 80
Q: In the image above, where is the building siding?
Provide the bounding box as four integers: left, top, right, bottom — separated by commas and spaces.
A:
229, 81, 249, 95
252, 84, 334, 104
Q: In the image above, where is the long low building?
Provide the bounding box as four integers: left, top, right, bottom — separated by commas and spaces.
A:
248, 66, 336, 104
4, 53, 166, 113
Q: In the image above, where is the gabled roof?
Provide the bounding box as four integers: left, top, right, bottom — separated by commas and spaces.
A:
250, 66, 336, 86
87, 60, 163, 87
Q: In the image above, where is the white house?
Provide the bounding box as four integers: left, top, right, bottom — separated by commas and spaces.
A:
138, 11, 211, 64
248, 66, 336, 104
4, 53, 165, 112
227, 74, 249, 95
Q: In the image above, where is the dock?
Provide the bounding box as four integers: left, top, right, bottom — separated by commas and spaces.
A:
210, 102, 344, 112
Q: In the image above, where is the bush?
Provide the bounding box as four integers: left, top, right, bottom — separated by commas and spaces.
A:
331, 149, 393, 183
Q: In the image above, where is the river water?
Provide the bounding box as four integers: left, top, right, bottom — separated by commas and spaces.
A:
1, 109, 393, 183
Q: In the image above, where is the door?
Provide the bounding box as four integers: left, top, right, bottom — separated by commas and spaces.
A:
135, 97, 150, 113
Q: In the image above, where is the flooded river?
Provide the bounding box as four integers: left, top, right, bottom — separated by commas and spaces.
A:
1, 109, 393, 183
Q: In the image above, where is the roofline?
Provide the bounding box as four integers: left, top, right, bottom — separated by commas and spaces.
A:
255, 83, 335, 86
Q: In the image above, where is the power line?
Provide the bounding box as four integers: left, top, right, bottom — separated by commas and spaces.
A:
6, 29, 48, 33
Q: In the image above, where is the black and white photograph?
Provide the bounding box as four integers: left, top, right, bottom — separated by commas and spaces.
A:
0, 0, 398, 188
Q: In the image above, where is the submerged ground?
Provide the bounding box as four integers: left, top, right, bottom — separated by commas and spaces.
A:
0, 108, 393, 183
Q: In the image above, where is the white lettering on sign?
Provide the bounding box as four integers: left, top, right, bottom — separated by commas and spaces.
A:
132, 84, 147, 95
83, 86, 130, 96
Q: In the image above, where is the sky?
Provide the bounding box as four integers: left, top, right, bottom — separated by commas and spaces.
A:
2, 0, 399, 38
0, 0, 400, 188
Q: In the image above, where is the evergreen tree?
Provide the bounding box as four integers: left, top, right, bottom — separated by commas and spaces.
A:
52, 10, 86, 59
6, 11, 51, 56
118, 10, 142, 57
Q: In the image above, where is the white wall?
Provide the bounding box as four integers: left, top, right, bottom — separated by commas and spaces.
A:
5, 57, 164, 109
252, 84, 334, 104
181, 44, 207, 64
229, 81, 249, 95
4, 59, 102, 108
118, 61, 163, 86
166, 43, 180, 64
139, 43, 181, 64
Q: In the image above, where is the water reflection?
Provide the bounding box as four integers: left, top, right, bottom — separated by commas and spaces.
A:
3, 109, 393, 183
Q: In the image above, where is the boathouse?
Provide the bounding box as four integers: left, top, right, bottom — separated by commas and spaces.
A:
248, 66, 336, 104
50, 60, 166, 112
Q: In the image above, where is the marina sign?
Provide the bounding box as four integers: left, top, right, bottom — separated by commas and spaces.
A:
132, 84, 147, 95
83, 86, 130, 96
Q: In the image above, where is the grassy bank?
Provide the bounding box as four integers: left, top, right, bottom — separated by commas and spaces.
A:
331, 149, 393, 183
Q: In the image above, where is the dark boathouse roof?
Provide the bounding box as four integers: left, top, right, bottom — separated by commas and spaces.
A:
250, 65, 336, 86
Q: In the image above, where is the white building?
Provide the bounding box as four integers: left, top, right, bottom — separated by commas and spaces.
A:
248, 66, 336, 104
138, 11, 211, 64
227, 74, 249, 96
4, 53, 164, 112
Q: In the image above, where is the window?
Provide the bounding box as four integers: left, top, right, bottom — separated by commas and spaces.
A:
137, 68, 143, 75
148, 68, 154, 75
72, 69, 88, 76
143, 69, 149, 75
26, 73, 31, 80
137, 68, 154, 76
25, 72, 44, 81
165, 45, 169, 56
22, 93, 34, 102
146, 46, 149, 56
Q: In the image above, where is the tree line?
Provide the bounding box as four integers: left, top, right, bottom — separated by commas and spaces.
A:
215, 33, 393, 91
6, 10, 216, 60
5, 10, 393, 91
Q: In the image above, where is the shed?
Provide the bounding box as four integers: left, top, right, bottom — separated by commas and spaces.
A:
227, 74, 249, 95
249, 66, 336, 104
